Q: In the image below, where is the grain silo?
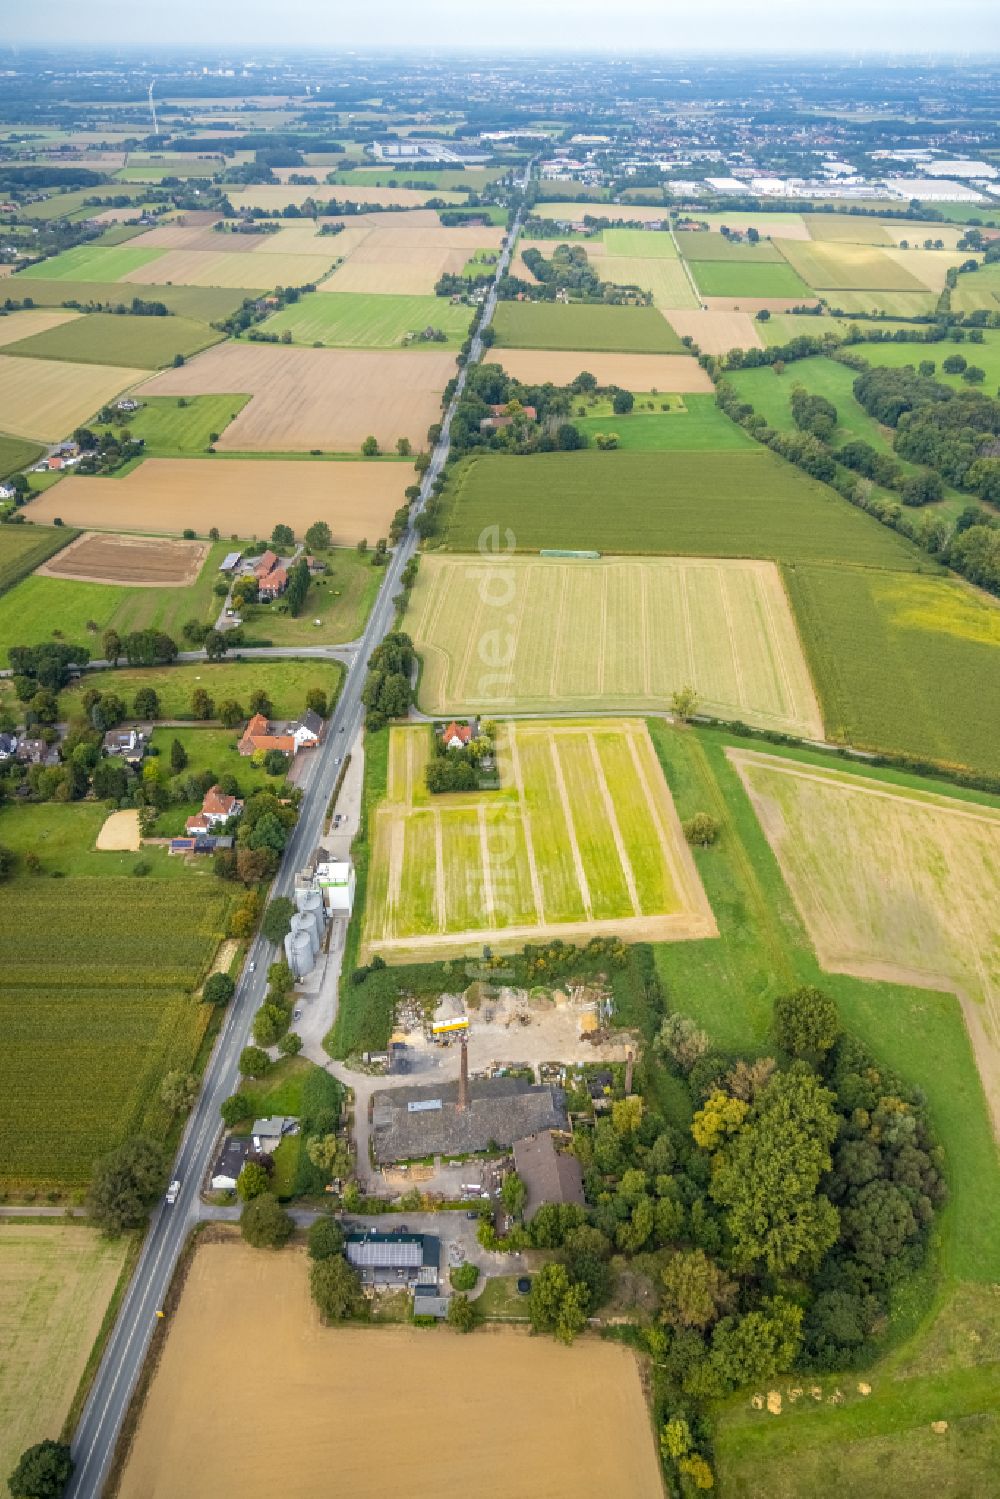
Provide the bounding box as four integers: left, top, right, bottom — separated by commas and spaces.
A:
284, 929, 315, 980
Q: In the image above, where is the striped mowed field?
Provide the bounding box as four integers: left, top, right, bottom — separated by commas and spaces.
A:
363, 720, 717, 962
406, 554, 824, 738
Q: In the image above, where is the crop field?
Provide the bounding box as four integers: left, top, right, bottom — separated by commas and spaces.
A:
776, 239, 928, 290
131, 222, 330, 255
601, 227, 678, 256
596, 256, 699, 308
574, 392, 756, 450
321, 249, 465, 296
0, 1225, 129, 1482
801, 214, 894, 244
327, 166, 504, 190
684, 211, 811, 239
485, 348, 712, 389
36, 530, 209, 585
730, 748, 1000, 1123
116, 159, 221, 180
363, 720, 716, 960
15, 244, 166, 282
756, 313, 847, 345
3, 311, 221, 368
260, 291, 472, 348
225, 184, 465, 212
951, 263, 1000, 314
58, 658, 343, 720
118, 1243, 665, 1499
0, 430, 45, 479
441, 449, 923, 567
664, 308, 762, 353
120, 248, 333, 289
32, 458, 406, 544
407, 553, 824, 735
885, 248, 971, 292
0, 865, 229, 1187
675, 231, 785, 262
139, 342, 455, 452
531, 201, 670, 224
0, 308, 81, 346
783, 565, 1000, 776
0, 542, 224, 665
353, 223, 506, 251
7, 279, 250, 320
0, 354, 143, 441
94, 394, 252, 453
491, 300, 685, 352
20, 184, 148, 221
688, 259, 815, 298
0, 521, 74, 594
824, 288, 940, 317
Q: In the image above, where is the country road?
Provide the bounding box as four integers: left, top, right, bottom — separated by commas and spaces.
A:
64, 175, 530, 1499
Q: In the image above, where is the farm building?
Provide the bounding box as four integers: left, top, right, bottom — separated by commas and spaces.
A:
345, 1232, 441, 1287
413, 1286, 451, 1319
0, 732, 17, 760
219, 551, 242, 573
185, 783, 243, 836
512, 1131, 586, 1223
314, 857, 356, 915
370, 1071, 568, 1165
252, 549, 289, 600
438, 719, 476, 749
238, 711, 322, 758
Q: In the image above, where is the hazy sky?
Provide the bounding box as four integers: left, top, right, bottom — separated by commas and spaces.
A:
5, 0, 1000, 54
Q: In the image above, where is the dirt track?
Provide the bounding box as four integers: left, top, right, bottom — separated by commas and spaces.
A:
117, 1242, 664, 1499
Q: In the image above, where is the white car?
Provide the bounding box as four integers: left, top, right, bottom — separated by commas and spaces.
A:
165, 1180, 180, 1205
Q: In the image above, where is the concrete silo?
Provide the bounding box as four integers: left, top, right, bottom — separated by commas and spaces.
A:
284, 929, 315, 981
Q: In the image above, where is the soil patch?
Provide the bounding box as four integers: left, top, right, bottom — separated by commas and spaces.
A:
37, 531, 209, 586
96, 810, 141, 851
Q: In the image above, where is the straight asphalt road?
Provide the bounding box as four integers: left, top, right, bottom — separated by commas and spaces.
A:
66, 178, 528, 1499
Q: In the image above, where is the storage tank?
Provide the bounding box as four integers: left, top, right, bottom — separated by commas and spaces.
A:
289, 912, 319, 960
296, 887, 324, 921
285, 930, 315, 980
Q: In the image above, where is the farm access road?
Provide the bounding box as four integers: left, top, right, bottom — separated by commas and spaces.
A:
65, 181, 530, 1499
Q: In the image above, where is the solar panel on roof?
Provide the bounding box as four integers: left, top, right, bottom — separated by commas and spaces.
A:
407, 1099, 443, 1113
346, 1239, 423, 1268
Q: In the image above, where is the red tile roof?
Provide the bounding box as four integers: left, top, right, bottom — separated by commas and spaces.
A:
440, 721, 473, 745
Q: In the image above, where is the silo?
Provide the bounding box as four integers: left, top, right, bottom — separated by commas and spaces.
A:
289, 912, 319, 960
285, 930, 315, 980
298, 889, 326, 943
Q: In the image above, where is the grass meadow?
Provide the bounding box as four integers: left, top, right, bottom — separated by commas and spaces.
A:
239, 546, 380, 646
601, 228, 679, 257
17, 244, 166, 283
951, 263, 1000, 315
850, 331, 1000, 389
0, 431, 45, 479
573, 392, 755, 450
491, 300, 685, 352
57, 658, 343, 720
94, 394, 253, 454
3, 311, 222, 368
688, 260, 814, 298
675, 232, 786, 262
260, 291, 473, 349
440, 449, 925, 566
0, 522, 75, 596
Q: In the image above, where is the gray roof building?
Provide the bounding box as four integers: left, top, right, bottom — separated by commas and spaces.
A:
371, 1077, 568, 1164
413, 1285, 451, 1318
513, 1130, 586, 1222
345, 1232, 440, 1285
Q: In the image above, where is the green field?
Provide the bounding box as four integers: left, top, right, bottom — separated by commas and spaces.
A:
327, 167, 503, 191
94, 394, 252, 453
21, 185, 148, 221
801, 214, 893, 244
850, 331, 1000, 390
363, 719, 715, 961
58, 658, 343, 721
823, 289, 940, 317
951, 263, 1000, 315
0, 540, 230, 666
595, 256, 700, 309
9, 280, 250, 321
0, 431, 45, 479
147, 725, 279, 835
3, 311, 221, 369
675, 231, 784, 262
688, 260, 815, 298
0, 799, 230, 1188
602, 228, 678, 258
238, 546, 380, 646
17, 244, 166, 283
440, 449, 925, 567
0, 522, 75, 595
575, 394, 756, 450
490, 300, 684, 353
777, 239, 927, 291
783, 564, 1000, 776
260, 291, 473, 349
116, 160, 221, 180
406, 552, 824, 736
726, 357, 899, 454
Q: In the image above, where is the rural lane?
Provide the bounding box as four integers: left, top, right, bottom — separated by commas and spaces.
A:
65, 180, 530, 1499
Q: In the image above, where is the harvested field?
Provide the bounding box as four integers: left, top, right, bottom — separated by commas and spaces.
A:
596, 256, 699, 308
702, 295, 822, 312
30, 459, 406, 545
3, 312, 221, 369
355, 224, 507, 251
492, 300, 684, 353
0, 1224, 128, 1483
730, 748, 1000, 1132
118, 1242, 664, 1499
883, 222, 968, 250
0, 354, 143, 441
96, 809, 141, 850
138, 342, 455, 452
0, 308, 80, 346
685, 212, 810, 240
485, 348, 712, 389
6, 280, 250, 321
320, 250, 464, 296
777, 239, 927, 291
36, 531, 209, 586
664, 308, 762, 353
226, 184, 465, 212
531, 201, 669, 224
824, 289, 939, 317
119, 248, 333, 289
675, 231, 785, 262
407, 553, 823, 736
885, 248, 979, 292
802, 214, 894, 244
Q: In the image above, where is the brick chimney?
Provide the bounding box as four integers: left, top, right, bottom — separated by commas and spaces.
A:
625, 1050, 634, 1096
457, 1036, 470, 1112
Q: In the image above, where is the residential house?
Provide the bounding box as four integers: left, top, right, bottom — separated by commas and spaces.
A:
439, 720, 475, 750
0, 732, 17, 760
184, 783, 243, 836
116, 397, 141, 413
210, 1136, 250, 1191
345, 1232, 441, 1288
512, 1130, 586, 1223
252, 549, 289, 600
480, 402, 537, 432
102, 726, 146, 765
237, 713, 295, 758
252, 1116, 295, 1154
289, 710, 323, 751
15, 736, 59, 767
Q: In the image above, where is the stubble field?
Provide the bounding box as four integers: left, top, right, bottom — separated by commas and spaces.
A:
0, 308, 81, 346
120, 248, 334, 290
775, 239, 928, 291
0, 1225, 128, 1482
407, 553, 823, 736
117, 1241, 665, 1499
664, 308, 763, 353
0, 354, 143, 441
28, 458, 406, 545
363, 719, 716, 961
140, 342, 454, 451
484, 348, 712, 389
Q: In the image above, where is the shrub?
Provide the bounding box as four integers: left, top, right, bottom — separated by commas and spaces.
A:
450, 1261, 480, 1292
683, 813, 720, 847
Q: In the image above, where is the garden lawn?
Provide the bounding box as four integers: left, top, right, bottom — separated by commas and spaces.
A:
3, 312, 222, 369
783, 563, 1000, 776
688, 260, 814, 298
491, 301, 685, 353
260, 291, 472, 349
440, 449, 925, 567
574, 393, 756, 450
0, 522, 74, 594
0, 541, 231, 666
147, 725, 279, 835
239, 547, 381, 646
0, 431, 45, 479
93, 394, 252, 454
17, 244, 166, 283
58, 658, 343, 721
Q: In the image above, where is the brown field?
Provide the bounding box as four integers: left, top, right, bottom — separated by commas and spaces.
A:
664, 308, 763, 353
226, 184, 465, 212
28, 458, 407, 545
0, 354, 144, 442
117, 1242, 664, 1499
485, 348, 714, 390
320, 248, 466, 296
356, 225, 507, 251
131, 221, 356, 257
95, 809, 141, 850
701, 295, 822, 313
0, 309, 81, 346
36, 530, 209, 586
139, 342, 455, 452
120, 248, 335, 289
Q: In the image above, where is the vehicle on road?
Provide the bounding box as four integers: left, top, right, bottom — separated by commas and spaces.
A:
165, 1180, 180, 1205
293, 1007, 302, 1020
248, 960, 255, 972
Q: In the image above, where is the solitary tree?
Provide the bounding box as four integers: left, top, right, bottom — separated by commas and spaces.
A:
102, 629, 121, 666
86, 1136, 164, 1236
203, 972, 236, 1007
307, 1216, 345, 1261
8, 1440, 73, 1499
304, 520, 332, 552
239, 1045, 271, 1079
169, 738, 188, 774
670, 684, 700, 723
310, 1254, 364, 1320
236, 1160, 271, 1201
160, 1070, 197, 1115
361, 435, 379, 457
240, 1193, 293, 1248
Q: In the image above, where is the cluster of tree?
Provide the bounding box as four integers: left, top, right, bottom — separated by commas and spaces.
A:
789, 384, 837, 442
447, 361, 606, 460
501, 243, 606, 302
211, 786, 300, 886
362, 632, 414, 730
425, 721, 495, 793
